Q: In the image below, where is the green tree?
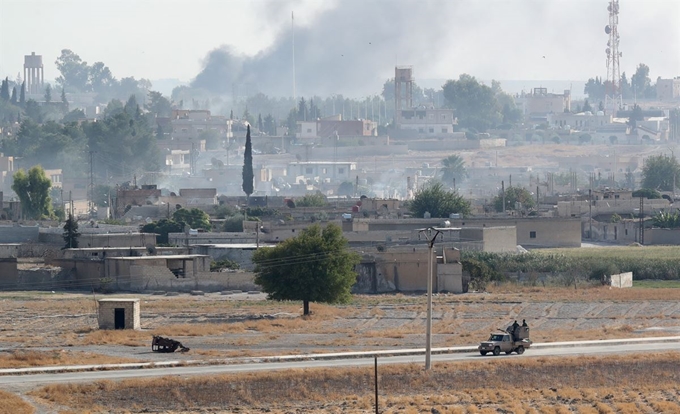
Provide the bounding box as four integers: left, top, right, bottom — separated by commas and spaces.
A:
172, 208, 211, 230
493, 186, 536, 212
19, 81, 26, 106
257, 113, 264, 131
582, 99, 592, 113
296, 192, 327, 207
337, 181, 355, 197
12, 166, 53, 219
62, 213, 80, 249
0, 78, 9, 101
641, 154, 680, 191
631, 63, 651, 98
253, 223, 360, 316
89, 61, 115, 100
10, 87, 17, 105
462, 258, 497, 292
24, 99, 43, 123
443, 74, 502, 131
44, 84, 52, 103
242, 125, 254, 199
440, 154, 467, 187
60, 87, 68, 111
410, 181, 471, 218
652, 210, 680, 229
62, 108, 85, 123
628, 104, 644, 128
297, 98, 308, 121
141, 218, 184, 244
263, 114, 276, 136
145, 91, 172, 117
584, 77, 605, 101
55, 49, 91, 92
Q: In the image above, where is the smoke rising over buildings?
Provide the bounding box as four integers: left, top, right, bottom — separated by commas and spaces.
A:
191, 1, 458, 98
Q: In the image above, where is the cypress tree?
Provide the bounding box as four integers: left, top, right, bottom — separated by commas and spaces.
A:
10, 87, 17, 105
242, 125, 254, 200
61, 87, 68, 110
0, 78, 9, 101
19, 81, 26, 106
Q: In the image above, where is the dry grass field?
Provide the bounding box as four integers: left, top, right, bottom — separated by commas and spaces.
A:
25, 352, 680, 413
2, 284, 680, 412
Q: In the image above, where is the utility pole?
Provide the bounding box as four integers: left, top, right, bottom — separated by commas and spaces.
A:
502, 180, 506, 213
89, 150, 95, 218
419, 228, 440, 370
589, 189, 593, 239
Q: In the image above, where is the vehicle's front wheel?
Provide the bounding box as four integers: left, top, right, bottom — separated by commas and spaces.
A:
480, 351, 487, 356
493, 346, 501, 356
516, 346, 525, 355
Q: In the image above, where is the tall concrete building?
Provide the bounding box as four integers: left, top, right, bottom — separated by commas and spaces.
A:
23, 52, 44, 95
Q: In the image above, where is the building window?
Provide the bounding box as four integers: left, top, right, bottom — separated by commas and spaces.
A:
181, 128, 188, 133
338, 168, 345, 174
615, 194, 619, 199
196, 128, 203, 133
305, 168, 313, 174
429, 114, 434, 120
441, 114, 446, 120
419, 128, 425, 133
306, 128, 312, 133
322, 168, 327, 174
529, 231, 536, 239
625, 229, 628, 235
429, 128, 434, 133
442, 127, 448, 133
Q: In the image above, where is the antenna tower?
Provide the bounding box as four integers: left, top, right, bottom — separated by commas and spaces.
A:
292, 11, 296, 104
604, 0, 622, 115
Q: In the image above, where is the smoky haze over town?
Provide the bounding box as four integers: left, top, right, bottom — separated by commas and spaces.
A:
0, 1, 680, 411
0, 0, 677, 235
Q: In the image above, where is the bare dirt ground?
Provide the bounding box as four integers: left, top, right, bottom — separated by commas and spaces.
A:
2, 284, 680, 413
1, 286, 680, 366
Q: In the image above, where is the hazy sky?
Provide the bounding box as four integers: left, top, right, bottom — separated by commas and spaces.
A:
1, 0, 678, 97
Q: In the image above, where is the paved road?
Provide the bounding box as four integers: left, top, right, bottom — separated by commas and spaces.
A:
1, 340, 679, 387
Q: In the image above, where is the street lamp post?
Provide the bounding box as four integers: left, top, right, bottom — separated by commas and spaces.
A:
419, 226, 441, 370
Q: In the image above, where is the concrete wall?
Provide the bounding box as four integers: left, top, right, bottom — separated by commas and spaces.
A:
40, 232, 157, 248
191, 245, 257, 270
460, 227, 517, 253
558, 199, 670, 218
437, 262, 464, 293
0, 244, 20, 258
645, 228, 680, 246
0, 258, 18, 289
169, 232, 257, 246
97, 299, 140, 330
0, 225, 39, 243
610, 272, 633, 288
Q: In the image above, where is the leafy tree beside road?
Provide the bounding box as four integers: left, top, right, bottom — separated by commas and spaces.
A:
253, 223, 360, 316
12, 166, 53, 219
409, 181, 471, 218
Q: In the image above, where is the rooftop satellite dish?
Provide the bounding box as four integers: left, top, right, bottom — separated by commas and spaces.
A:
605, 25, 611, 34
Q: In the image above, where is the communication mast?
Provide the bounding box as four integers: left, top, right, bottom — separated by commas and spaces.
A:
604, 0, 622, 115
